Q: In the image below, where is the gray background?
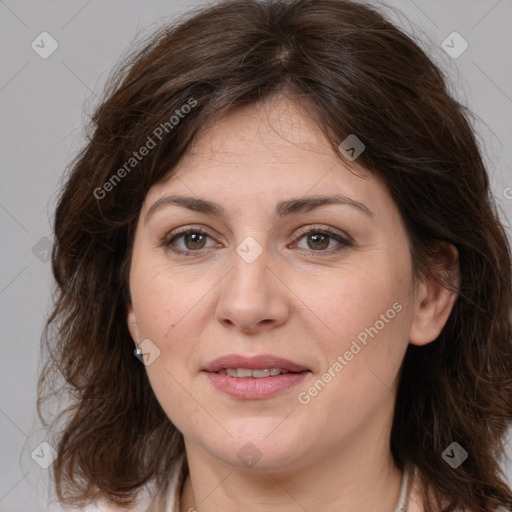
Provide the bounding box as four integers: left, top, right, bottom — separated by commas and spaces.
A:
1, 0, 511, 510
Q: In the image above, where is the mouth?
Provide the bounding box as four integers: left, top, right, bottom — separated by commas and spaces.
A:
202, 354, 311, 399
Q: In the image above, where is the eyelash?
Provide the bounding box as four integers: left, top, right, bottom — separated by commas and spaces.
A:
160, 225, 353, 258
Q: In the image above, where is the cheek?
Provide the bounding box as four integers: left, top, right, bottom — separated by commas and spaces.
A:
300, 256, 410, 351
295, 287, 410, 444
130, 256, 201, 341
129, 259, 205, 426
129, 257, 217, 391
297, 259, 412, 424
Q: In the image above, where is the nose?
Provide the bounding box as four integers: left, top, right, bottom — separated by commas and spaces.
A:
215, 244, 290, 333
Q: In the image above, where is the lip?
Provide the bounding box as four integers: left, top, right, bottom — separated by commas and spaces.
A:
202, 354, 311, 400
202, 354, 310, 373
204, 372, 309, 399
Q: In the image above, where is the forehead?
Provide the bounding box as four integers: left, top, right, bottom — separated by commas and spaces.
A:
142, 95, 391, 221
188, 94, 331, 156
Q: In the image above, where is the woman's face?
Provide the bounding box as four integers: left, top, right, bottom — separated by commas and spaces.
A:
127, 95, 424, 472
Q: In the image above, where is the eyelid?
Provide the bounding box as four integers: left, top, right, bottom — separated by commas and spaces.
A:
292, 224, 353, 244
165, 224, 215, 238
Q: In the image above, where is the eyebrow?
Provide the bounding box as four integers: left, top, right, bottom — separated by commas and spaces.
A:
144, 193, 373, 225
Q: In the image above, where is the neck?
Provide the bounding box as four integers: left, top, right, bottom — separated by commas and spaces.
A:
179, 423, 405, 511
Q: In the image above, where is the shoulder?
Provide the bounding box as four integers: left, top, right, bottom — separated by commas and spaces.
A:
405, 465, 511, 512
68, 491, 154, 512
63, 456, 185, 512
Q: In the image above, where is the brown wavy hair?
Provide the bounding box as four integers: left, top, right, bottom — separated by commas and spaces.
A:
38, 0, 512, 510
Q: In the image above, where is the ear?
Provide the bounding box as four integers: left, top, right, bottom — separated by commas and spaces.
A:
409, 242, 460, 346
126, 305, 141, 344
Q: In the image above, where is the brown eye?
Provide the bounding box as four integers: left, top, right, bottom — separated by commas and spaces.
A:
293, 226, 352, 254
181, 232, 207, 250
305, 232, 331, 251
163, 228, 216, 255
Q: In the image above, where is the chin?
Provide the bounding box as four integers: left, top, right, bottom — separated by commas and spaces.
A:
206, 420, 309, 469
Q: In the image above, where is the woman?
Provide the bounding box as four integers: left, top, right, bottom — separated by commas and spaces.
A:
38, 0, 512, 511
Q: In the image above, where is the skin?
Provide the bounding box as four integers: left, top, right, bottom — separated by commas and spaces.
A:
127, 94, 459, 512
